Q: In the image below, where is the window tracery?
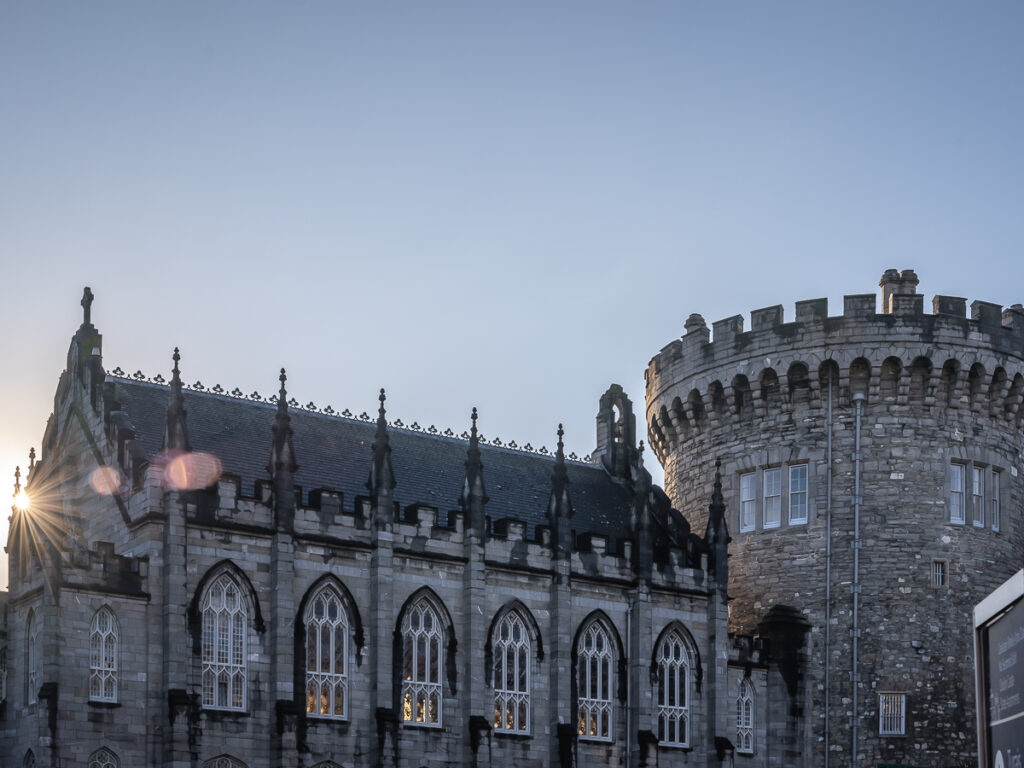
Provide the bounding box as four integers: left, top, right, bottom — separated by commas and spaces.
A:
90, 607, 118, 702
577, 619, 614, 741
304, 583, 348, 719
736, 677, 754, 754
89, 748, 119, 768
400, 596, 443, 727
656, 628, 691, 747
201, 573, 247, 710
492, 611, 530, 733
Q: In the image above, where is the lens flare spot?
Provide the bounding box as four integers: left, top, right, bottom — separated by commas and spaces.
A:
90, 466, 124, 496
165, 452, 223, 491
13, 490, 30, 511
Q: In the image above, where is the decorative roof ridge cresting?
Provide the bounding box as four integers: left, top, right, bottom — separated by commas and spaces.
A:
106, 366, 596, 465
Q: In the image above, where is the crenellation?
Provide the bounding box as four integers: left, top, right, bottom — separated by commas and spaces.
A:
843, 293, 877, 318
971, 299, 1003, 330
795, 297, 828, 324
891, 293, 923, 317
933, 294, 967, 317
750, 304, 784, 331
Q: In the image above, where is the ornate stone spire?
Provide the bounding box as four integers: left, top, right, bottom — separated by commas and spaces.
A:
368, 388, 396, 492
28, 447, 35, 473
268, 368, 298, 477
547, 424, 573, 520
704, 458, 730, 595
163, 348, 191, 452
13, 465, 21, 497
460, 407, 488, 519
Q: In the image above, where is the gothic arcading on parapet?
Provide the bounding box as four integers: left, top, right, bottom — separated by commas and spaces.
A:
106, 366, 595, 465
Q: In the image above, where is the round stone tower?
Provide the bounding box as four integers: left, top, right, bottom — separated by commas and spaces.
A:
645, 269, 1024, 767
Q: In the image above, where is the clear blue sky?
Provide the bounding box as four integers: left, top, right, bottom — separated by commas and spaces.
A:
3, 2, 1024, 589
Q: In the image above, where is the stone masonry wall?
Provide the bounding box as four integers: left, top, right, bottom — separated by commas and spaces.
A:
646, 279, 1024, 767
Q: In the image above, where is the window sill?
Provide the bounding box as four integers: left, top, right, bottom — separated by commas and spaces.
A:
202, 708, 250, 721
87, 700, 121, 709
578, 736, 613, 744
493, 729, 531, 739
401, 720, 443, 729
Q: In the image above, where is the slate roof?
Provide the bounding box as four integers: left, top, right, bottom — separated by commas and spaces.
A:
109, 378, 635, 543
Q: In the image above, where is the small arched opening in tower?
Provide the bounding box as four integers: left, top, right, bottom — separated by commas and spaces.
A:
987, 367, 1008, 419
787, 362, 811, 405
686, 389, 707, 431
759, 368, 780, 409
708, 380, 726, 415
1004, 373, 1024, 423
849, 358, 871, 402
909, 357, 932, 402
939, 359, 960, 407
879, 357, 902, 401
967, 363, 987, 412
732, 375, 751, 419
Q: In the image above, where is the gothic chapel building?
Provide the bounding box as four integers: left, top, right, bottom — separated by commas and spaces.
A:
1, 292, 810, 768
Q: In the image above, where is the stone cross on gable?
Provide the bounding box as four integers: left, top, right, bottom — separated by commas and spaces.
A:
81, 287, 94, 326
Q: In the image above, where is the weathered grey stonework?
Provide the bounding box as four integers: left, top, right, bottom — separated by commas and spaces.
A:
646, 269, 1024, 767
1, 292, 811, 767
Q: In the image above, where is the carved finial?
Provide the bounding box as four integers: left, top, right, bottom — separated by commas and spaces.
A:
163, 348, 191, 452
268, 367, 298, 484
461, 406, 487, 513
557, 423, 565, 455
81, 287, 94, 326
548, 424, 573, 522
712, 457, 723, 506
13, 466, 21, 495
28, 447, 35, 472
368, 388, 396, 492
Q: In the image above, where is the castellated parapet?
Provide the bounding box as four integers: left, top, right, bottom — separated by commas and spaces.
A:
646, 268, 1024, 768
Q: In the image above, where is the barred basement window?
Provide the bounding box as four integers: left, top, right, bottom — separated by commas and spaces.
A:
736, 678, 754, 754
90, 607, 118, 702
304, 584, 348, 720
201, 574, 247, 711
932, 560, 947, 587
656, 629, 690, 747
879, 693, 906, 736
972, 466, 985, 527
763, 468, 781, 528
577, 620, 614, 741
401, 597, 443, 727
991, 471, 1001, 532
492, 611, 530, 733
949, 464, 966, 524
789, 464, 808, 524
89, 748, 119, 768
739, 472, 756, 532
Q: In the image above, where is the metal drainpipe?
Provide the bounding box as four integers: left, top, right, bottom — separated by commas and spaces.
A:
851, 391, 865, 768
824, 369, 833, 768
626, 601, 632, 766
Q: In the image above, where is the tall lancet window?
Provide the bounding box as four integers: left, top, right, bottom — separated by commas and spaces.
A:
577, 619, 614, 741
201, 573, 247, 710
304, 584, 348, 719
26, 609, 39, 702
401, 596, 443, 727
736, 677, 755, 754
656, 628, 692, 747
90, 607, 118, 702
492, 611, 530, 733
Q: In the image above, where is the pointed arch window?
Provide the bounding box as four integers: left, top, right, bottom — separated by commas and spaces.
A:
203, 757, 247, 768
201, 573, 247, 710
656, 628, 691, 747
736, 678, 754, 754
492, 611, 530, 733
577, 620, 614, 741
401, 596, 443, 727
24, 750, 36, 768
90, 607, 118, 702
26, 609, 39, 702
304, 584, 349, 720
89, 748, 119, 768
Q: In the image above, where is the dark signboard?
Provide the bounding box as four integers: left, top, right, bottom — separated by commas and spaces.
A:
976, 570, 1024, 768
